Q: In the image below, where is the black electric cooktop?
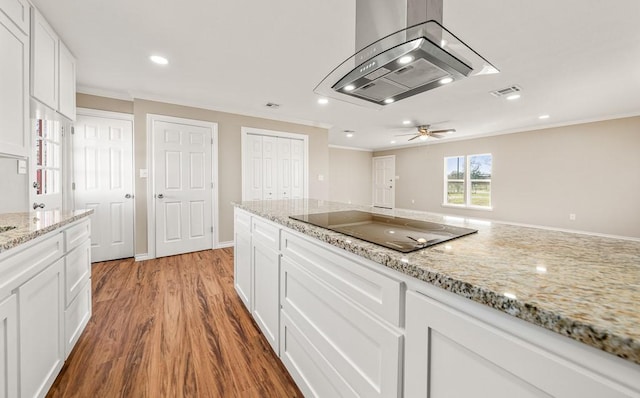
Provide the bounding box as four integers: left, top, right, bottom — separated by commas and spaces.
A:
289, 210, 477, 253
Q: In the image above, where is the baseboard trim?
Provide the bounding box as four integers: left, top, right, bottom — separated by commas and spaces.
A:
135, 253, 152, 261
216, 241, 234, 249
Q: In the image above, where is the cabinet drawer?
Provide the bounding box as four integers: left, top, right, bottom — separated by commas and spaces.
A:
0, 232, 63, 299
64, 278, 91, 358
64, 219, 90, 252
252, 217, 279, 250
281, 257, 402, 398
235, 208, 251, 234
281, 231, 402, 326
65, 239, 90, 307
0, 0, 30, 34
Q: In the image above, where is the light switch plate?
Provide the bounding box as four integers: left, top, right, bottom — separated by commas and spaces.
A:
17, 159, 27, 174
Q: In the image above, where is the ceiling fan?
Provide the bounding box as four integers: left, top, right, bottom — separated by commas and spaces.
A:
395, 125, 456, 141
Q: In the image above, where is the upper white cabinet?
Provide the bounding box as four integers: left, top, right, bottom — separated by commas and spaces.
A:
0, 0, 30, 158
57, 40, 76, 120
31, 7, 76, 120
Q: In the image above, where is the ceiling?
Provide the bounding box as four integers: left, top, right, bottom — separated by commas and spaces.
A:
31, 0, 640, 150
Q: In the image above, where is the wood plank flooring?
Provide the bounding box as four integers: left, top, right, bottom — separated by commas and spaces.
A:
46, 248, 303, 398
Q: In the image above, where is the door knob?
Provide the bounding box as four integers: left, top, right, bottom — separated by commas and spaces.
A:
33, 202, 45, 210
157, 194, 164, 199
125, 194, 133, 199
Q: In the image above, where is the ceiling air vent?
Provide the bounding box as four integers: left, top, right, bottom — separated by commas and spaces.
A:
265, 102, 281, 109
490, 85, 522, 98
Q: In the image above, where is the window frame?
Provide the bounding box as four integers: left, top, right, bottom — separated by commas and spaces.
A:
443, 153, 493, 210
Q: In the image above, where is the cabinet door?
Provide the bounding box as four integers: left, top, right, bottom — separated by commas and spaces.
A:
19, 258, 64, 398
31, 9, 58, 110
0, 10, 29, 157
64, 279, 91, 357
234, 209, 252, 309
58, 40, 76, 120
405, 291, 634, 398
251, 240, 280, 354
0, 294, 18, 398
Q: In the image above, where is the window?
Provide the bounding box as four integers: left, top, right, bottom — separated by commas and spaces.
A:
444, 153, 492, 208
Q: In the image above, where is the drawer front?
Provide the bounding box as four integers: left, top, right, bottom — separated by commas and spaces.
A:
64, 219, 90, 252
64, 278, 91, 358
252, 217, 279, 250
0, 0, 30, 34
281, 257, 402, 398
64, 239, 91, 307
234, 208, 251, 233
281, 231, 402, 326
0, 233, 63, 299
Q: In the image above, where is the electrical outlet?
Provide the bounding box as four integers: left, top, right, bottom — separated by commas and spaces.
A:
569, 213, 576, 221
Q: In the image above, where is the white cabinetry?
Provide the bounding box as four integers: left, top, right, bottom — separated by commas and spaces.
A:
0, 217, 91, 398
0, 294, 18, 398
0, 0, 30, 158
18, 257, 64, 398
234, 208, 252, 309
251, 217, 280, 354
405, 290, 640, 398
31, 7, 76, 120
242, 130, 306, 201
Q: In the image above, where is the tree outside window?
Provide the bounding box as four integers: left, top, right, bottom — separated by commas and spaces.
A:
444, 154, 492, 208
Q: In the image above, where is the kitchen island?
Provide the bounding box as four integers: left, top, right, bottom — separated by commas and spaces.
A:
234, 199, 640, 398
0, 209, 93, 398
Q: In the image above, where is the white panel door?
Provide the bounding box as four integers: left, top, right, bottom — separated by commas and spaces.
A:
154, 120, 212, 258
277, 137, 292, 199
372, 155, 395, 208
262, 136, 277, 200
290, 139, 304, 199
74, 114, 134, 262
243, 134, 263, 200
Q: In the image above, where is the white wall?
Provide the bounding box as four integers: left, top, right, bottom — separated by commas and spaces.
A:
329, 147, 373, 206
0, 157, 28, 213
374, 116, 640, 238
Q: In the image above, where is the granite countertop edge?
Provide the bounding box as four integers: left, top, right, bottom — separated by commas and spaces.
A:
0, 209, 94, 254
234, 202, 640, 365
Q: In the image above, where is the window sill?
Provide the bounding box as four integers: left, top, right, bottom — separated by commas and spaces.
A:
441, 203, 493, 212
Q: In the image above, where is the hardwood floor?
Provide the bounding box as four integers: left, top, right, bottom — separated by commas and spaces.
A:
47, 248, 303, 398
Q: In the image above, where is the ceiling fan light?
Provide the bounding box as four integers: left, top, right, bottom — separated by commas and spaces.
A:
419, 135, 428, 141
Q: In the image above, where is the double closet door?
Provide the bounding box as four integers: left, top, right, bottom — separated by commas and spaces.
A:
243, 132, 305, 201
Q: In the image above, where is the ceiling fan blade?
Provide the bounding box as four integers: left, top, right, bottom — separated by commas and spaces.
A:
408, 135, 420, 141
430, 129, 456, 134
430, 133, 444, 139
395, 133, 419, 136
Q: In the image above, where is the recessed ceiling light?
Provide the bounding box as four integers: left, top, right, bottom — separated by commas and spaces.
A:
398, 55, 414, 65
538, 114, 550, 119
440, 39, 447, 48
344, 84, 355, 92
439, 77, 453, 84
402, 120, 411, 125
506, 94, 521, 101
384, 98, 395, 104
317, 98, 329, 105
346, 133, 354, 138
390, 140, 396, 144
149, 55, 168, 65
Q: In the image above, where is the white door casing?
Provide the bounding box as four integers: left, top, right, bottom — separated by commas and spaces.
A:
241, 127, 309, 201
372, 155, 395, 208
73, 109, 134, 262
148, 115, 219, 259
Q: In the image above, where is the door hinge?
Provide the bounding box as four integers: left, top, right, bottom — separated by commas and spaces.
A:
71, 126, 75, 135
71, 182, 76, 190
61, 126, 64, 137
211, 182, 214, 189
211, 227, 214, 233
211, 138, 214, 145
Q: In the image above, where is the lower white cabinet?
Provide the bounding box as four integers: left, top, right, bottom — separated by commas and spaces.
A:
234, 209, 252, 309
18, 257, 64, 398
405, 290, 639, 398
0, 217, 92, 398
251, 239, 280, 354
0, 294, 18, 398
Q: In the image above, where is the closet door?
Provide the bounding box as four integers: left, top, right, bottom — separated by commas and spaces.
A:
244, 134, 263, 200
262, 136, 277, 200
290, 139, 304, 199
277, 138, 292, 199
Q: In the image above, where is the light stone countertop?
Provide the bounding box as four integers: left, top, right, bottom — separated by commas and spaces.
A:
234, 199, 640, 365
0, 209, 93, 254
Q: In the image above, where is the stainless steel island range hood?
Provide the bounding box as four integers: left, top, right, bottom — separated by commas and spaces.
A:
315, 0, 498, 108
